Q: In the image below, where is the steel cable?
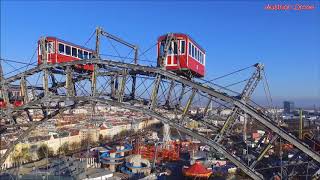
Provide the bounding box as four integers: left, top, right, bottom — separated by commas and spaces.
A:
207, 64, 254, 81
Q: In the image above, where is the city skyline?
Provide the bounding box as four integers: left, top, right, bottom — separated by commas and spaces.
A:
1, 1, 319, 107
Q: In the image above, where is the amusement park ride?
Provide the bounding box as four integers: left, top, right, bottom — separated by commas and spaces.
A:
157, 33, 205, 78
37, 36, 95, 71
0, 27, 320, 179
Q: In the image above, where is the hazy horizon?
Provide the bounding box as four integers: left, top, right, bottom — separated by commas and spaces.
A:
252, 96, 320, 109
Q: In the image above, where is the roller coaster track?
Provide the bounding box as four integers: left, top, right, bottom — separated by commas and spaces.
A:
1, 59, 319, 179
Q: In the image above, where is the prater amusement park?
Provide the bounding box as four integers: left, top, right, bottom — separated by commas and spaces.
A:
0, 27, 319, 179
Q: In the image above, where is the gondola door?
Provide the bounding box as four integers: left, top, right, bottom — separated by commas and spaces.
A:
167, 41, 177, 67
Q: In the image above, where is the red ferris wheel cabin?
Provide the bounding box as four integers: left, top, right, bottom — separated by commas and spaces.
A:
37, 37, 95, 71
157, 33, 205, 78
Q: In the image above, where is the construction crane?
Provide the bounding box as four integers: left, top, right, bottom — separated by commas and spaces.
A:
214, 63, 264, 143
156, 33, 181, 148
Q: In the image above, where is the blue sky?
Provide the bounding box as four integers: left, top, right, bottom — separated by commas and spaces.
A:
1, 1, 319, 107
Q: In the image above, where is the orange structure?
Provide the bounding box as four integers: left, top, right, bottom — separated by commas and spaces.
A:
182, 161, 212, 179
282, 143, 294, 151
134, 141, 180, 163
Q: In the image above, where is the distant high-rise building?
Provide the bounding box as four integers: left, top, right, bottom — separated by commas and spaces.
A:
283, 101, 294, 114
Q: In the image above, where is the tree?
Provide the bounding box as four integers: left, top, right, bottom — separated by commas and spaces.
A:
80, 138, 98, 150
58, 142, 70, 155
11, 144, 31, 165
114, 129, 135, 140
98, 134, 104, 144
37, 144, 54, 159
104, 136, 112, 142
70, 142, 80, 152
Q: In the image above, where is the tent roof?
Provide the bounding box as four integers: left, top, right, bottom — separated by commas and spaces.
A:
184, 161, 211, 175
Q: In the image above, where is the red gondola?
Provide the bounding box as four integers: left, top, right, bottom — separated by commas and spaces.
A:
11, 99, 23, 107
157, 33, 205, 78
9, 90, 24, 108
0, 98, 6, 108
37, 37, 95, 71
0, 90, 23, 109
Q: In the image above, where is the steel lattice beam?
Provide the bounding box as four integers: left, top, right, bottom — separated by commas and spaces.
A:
1, 59, 319, 179
0, 96, 264, 179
